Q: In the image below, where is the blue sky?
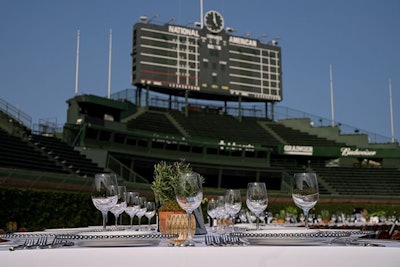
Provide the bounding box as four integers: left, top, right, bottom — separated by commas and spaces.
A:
1, 0, 399, 142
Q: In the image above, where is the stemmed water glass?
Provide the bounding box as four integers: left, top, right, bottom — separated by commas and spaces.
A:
207, 198, 218, 232
224, 189, 242, 232
291, 172, 319, 229
145, 201, 156, 230
124, 191, 139, 229
246, 182, 268, 230
110, 186, 127, 229
91, 173, 119, 230
135, 197, 147, 231
215, 196, 227, 233
175, 171, 203, 247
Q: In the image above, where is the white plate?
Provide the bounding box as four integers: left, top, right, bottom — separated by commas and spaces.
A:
44, 227, 96, 235
234, 224, 288, 231
58, 230, 176, 247
231, 228, 351, 246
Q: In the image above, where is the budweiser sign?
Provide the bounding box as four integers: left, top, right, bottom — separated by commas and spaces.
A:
340, 147, 377, 157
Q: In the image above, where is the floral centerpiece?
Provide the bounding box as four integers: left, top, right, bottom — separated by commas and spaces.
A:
151, 160, 193, 211
151, 160, 194, 233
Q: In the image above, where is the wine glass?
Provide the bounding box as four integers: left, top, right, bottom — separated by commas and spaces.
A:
144, 201, 156, 230
224, 189, 242, 232
215, 196, 227, 233
135, 197, 147, 231
246, 182, 268, 230
292, 172, 319, 229
207, 198, 218, 232
91, 173, 119, 230
175, 171, 203, 246
110, 185, 127, 229
124, 191, 139, 229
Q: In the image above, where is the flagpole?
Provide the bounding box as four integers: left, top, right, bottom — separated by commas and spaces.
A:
107, 29, 112, 99
200, 0, 204, 28
329, 64, 335, 127
74, 30, 80, 96
389, 78, 395, 142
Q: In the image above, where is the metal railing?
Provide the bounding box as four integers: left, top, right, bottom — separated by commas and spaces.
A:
0, 98, 32, 128
107, 155, 149, 183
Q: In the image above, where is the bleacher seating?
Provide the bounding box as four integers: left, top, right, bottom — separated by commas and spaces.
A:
0, 129, 68, 174
30, 134, 104, 177
271, 160, 330, 195
126, 108, 346, 149
266, 122, 346, 147
3, 95, 400, 197
170, 110, 281, 146
126, 110, 182, 136
314, 167, 400, 196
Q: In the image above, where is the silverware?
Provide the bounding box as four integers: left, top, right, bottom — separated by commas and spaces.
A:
9, 237, 43, 251
205, 235, 248, 246
9, 236, 74, 251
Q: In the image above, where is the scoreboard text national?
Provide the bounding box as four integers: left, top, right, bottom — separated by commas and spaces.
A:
131, 11, 282, 102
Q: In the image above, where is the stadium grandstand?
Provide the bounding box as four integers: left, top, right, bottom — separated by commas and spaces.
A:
1, 90, 400, 201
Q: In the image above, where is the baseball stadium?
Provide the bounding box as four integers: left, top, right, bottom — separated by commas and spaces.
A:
1, 9, 400, 232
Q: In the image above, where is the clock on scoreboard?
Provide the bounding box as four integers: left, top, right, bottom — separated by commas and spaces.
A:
131, 10, 282, 102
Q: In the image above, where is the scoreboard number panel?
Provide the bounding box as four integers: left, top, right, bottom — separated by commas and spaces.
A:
132, 11, 282, 102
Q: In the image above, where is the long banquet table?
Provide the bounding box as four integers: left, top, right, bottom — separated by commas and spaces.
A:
2, 227, 400, 267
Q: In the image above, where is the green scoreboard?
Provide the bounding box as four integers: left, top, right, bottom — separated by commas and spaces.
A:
131, 11, 282, 102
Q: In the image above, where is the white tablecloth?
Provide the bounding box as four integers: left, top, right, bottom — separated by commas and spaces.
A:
2, 239, 400, 267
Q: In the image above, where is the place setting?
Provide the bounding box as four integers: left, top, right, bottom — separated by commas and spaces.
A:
55, 173, 177, 247
219, 174, 376, 246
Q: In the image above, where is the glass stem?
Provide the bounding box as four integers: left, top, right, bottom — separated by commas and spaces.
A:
231, 215, 235, 232
130, 216, 133, 229
187, 211, 193, 243
304, 210, 309, 229
114, 215, 118, 228
256, 216, 260, 230
102, 212, 107, 230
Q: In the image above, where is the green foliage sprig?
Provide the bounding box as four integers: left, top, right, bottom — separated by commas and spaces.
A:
151, 160, 192, 211
151, 160, 205, 211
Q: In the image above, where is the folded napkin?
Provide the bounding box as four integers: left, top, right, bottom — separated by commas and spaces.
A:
193, 208, 207, 235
